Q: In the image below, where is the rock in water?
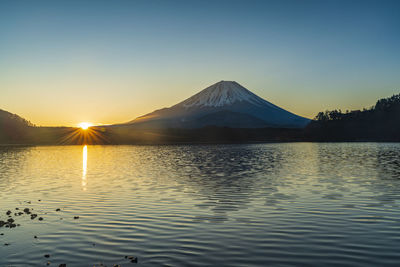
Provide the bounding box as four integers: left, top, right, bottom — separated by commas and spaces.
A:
127, 256, 138, 263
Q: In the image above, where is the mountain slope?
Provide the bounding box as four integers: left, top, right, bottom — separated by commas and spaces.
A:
126, 81, 310, 128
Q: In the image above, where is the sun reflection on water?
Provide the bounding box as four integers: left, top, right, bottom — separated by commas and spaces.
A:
82, 145, 87, 191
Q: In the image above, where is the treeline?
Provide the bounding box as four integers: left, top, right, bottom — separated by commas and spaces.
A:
0, 125, 306, 145
101, 126, 305, 144
306, 93, 400, 141
314, 93, 400, 122
1, 93, 399, 144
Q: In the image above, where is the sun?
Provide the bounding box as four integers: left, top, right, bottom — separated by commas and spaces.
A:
78, 122, 93, 130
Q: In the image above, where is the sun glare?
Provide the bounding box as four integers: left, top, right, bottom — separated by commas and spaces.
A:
78, 122, 92, 130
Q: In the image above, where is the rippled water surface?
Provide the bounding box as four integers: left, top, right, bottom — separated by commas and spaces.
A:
1, 143, 400, 266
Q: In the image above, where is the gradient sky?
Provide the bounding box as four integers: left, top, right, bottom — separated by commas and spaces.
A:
1, 0, 399, 126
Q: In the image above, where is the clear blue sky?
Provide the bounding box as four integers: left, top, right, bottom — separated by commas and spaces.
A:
1, 0, 399, 126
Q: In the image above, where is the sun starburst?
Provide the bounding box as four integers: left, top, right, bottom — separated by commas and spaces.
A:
78, 122, 92, 130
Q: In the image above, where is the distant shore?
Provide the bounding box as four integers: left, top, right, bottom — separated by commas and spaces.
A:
1, 125, 399, 146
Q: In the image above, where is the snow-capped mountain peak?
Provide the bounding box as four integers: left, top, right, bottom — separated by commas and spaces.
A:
126, 80, 310, 128
177, 81, 268, 108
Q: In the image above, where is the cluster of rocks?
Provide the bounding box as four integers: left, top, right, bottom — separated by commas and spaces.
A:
0, 206, 44, 230
0, 201, 80, 246
0, 200, 138, 265
0, 200, 83, 234
0, 218, 17, 228
41, 254, 138, 267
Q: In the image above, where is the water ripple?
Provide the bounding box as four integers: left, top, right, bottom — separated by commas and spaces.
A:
1, 143, 400, 266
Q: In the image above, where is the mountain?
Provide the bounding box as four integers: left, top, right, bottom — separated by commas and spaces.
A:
125, 81, 310, 128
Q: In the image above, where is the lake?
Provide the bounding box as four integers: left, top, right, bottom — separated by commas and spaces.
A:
1, 143, 400, 266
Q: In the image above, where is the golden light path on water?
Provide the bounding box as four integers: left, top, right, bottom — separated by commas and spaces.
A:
82, 145, 87, 191
1, 144, 400, 266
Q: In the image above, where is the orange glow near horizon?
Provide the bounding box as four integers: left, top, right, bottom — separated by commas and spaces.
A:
59, 125, 109, 145
78, 122, 93, 130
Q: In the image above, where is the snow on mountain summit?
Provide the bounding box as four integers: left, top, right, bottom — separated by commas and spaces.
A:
177, 81, 272, 108
126, 80, 310, 128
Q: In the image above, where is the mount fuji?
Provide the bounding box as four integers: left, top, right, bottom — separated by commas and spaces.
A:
125, 81, 310, 128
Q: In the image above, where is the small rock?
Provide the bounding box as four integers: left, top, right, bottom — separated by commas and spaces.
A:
31, 214, 38, 220
127, 256, 138, 263
38, 217, 44, 221
7, 218, 14, 223
34, 235, 37, 238
4, 243, 9, 246
15, 208, 19, 210
44, 254, 50, 258
6, 210, 11, 215
0, 233, 4, 235
23, 208, 30, 214
56, 208, 61, 212
47, 262, 50, 266
38, 199, 41, 201
59, 264, 66, 267
113, 265, 121, 267
73, 216, 79, 219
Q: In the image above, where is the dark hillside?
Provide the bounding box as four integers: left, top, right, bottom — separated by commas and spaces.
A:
0, 109, 34, 143
306, 93, 400, 141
